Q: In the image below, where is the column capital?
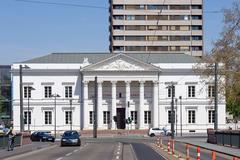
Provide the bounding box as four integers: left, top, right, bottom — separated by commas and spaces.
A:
139, 80, 145, 84
125, 80, 131, 84
97, 81, 103, 85
111, 81, 117, 85
83, 81, 89, 85
153, 81, 159, 85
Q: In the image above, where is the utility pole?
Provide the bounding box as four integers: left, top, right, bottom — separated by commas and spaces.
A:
179, 96, 183, 137
93, 76, 98, 138
214, 62, 218, 130
19, 65, 23, 132
171, 82, 175, 139
70, 99, 72, 131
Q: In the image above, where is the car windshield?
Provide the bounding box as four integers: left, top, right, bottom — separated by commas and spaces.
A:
63, 131, 79, 137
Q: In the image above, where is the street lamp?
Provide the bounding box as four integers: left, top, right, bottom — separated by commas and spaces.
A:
179, 96, 183, 137
175, 98, 178, 137
51, 94, 60, 138
27, 86, 35, 132
69, 99, 73, 131
19, 64, 30, 132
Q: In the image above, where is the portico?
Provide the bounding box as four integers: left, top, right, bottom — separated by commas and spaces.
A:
81, 54, 160, 130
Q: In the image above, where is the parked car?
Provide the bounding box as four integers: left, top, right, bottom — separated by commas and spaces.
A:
148, 127, 171, 137
61, 130, 81, 147
30, 131, 55, 142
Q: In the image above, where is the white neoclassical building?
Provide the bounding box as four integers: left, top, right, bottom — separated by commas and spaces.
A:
11, 53, 226, 133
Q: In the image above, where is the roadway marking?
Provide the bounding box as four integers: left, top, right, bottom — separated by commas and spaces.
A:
56, 157, 63, 160
73, 149, 79, 152
116, 155, 120, 159
65, 152, 72, 156
117, 151, 120, 154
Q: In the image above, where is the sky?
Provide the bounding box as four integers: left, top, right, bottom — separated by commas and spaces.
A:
0, 0, 236, 64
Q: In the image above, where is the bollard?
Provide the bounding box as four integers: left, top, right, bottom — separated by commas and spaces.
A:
212, 151, 216, 160
186, 144, 190, 160
172, 139, 175, 155
160, 137, 163, 148
197, 147, 201, 160
168, 139, 171, 153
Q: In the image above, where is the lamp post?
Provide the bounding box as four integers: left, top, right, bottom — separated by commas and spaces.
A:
51, 94, 60, 138
27, 86, 35, 132
69, 99, 73, 131
175, 98, 178, 137
19, 65, 30, 132
179, 96, 182, 137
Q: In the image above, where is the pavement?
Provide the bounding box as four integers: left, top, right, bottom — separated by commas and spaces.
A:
175, 137, 240, 158
0, 142, 56, 160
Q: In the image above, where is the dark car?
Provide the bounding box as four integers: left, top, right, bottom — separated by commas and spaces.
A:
61, 130, 81, 146
30, 131, 55, 142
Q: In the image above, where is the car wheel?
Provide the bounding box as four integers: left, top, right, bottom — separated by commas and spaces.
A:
150, 133, 155, 137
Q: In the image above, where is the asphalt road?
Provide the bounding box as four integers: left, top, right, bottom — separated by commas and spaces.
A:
131, 142, 166, 160
4, 142, 115, 160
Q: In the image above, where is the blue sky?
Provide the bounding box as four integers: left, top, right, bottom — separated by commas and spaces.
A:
0, 0, 235, 64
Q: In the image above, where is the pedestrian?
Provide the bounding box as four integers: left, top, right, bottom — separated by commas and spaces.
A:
7, 128, 16, 151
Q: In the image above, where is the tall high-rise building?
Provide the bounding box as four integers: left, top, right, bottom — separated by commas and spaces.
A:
109, 0, 203, 57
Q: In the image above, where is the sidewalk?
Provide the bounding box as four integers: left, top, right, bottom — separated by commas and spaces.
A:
0, 142, 55, 159
175, 137, 240, 158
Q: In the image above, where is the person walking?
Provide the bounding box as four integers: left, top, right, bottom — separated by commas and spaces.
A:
7, 128, 16, 151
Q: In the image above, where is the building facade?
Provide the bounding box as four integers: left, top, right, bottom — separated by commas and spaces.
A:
109, 0, 203, 57
0, 65, 11, 125
11, 53, 225, 133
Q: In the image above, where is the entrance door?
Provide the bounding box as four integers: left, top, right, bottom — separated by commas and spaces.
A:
116, 108, 126, 129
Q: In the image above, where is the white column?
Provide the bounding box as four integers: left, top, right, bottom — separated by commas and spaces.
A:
97, 81, 103, 129
111, 81, 117, 130
139, 81, 145, 129
83, 81, 89, 129
153, 81, 159, 128
125, 81, 131, 121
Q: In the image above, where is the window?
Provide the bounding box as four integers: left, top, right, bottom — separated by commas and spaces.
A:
192, 36, 202, 41
192, 5, 202, 9
113, 25, 124, 30
170, 5, 190, 10
126, 15, 145, 20
188, 110, 196, 123
208, 85, 215, 98
44, 111, 52, 125
125, 25, 146, 31
125, 36, 146, 41
167, 86, 175, 98
188, 86, 196, 98
192, 25, 202, 30
125, 46, 146, 51
113, 5, 124, 9
192, 15, 202, 20
113, 46, 124, 51
24, 86, 32, 98
170, 15, 190, 20
125, 5, 145, 10
148, 46, 168, 51
44, 86, 52, 98
147, 15, 168, 20
168, 110, 175, 123
113, 15, 124, 20
208, 110, 215, 123
89, 111, 94, 124
65, 86, 72, 98
192, 46, 202, 51
144, 111, 151, 124
147, 5, 168, 10
103, 111, 110, 124
65, 111, 72, 124
170, 36, 190, 41
113, 36, 124, 41
131, 111, 137, 124
24, 111, 31, 124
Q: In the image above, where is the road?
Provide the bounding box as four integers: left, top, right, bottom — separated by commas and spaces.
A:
4, 138, 166, 160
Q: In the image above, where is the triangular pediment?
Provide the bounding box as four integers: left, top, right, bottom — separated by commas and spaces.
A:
81, 53, 160, 72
